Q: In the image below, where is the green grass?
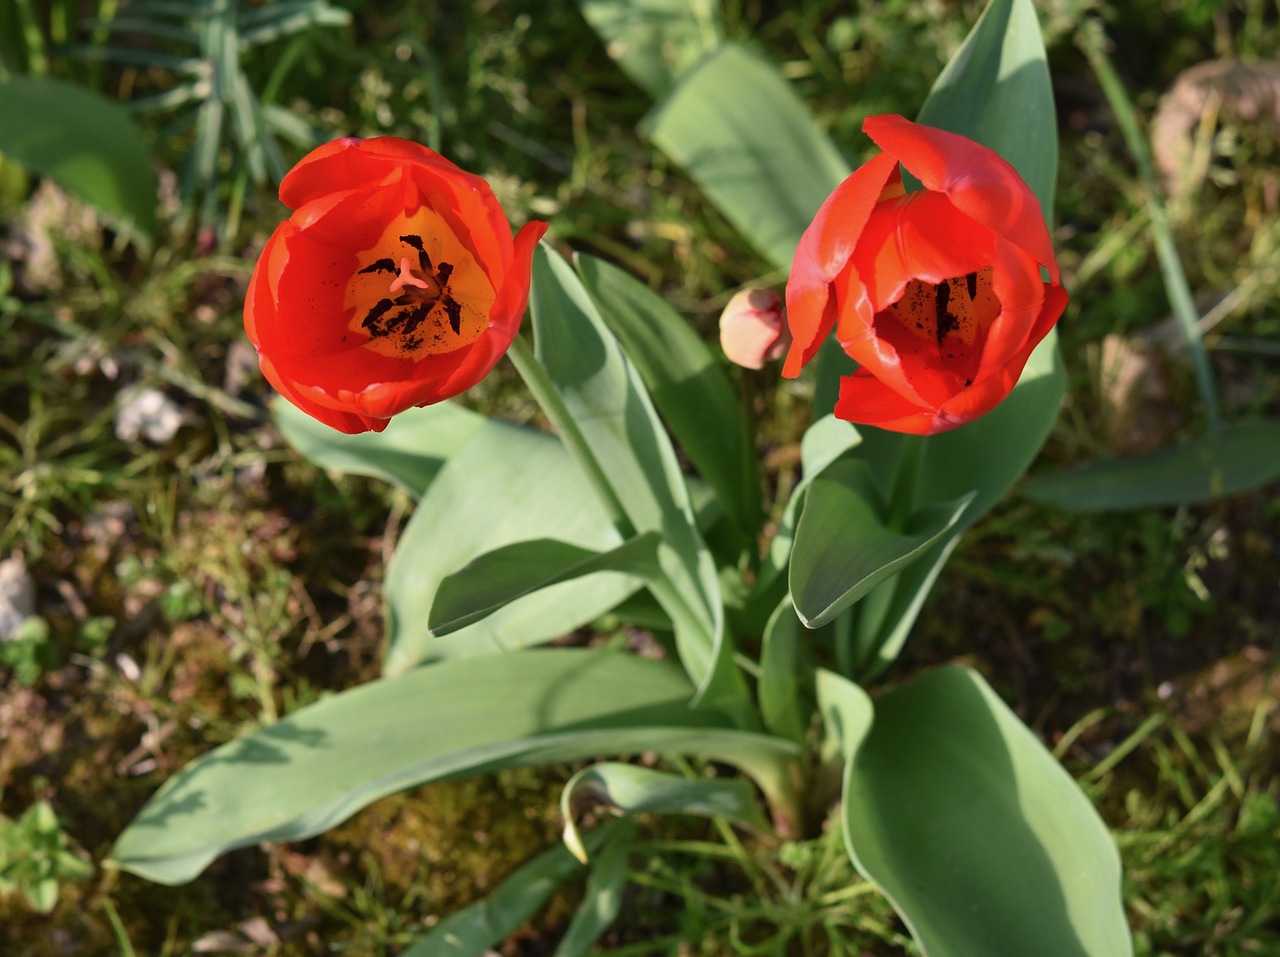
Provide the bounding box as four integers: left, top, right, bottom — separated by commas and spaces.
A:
1, 0, 1279, 953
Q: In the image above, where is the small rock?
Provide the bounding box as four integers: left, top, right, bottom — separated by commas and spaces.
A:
0, 552, 35, 641
114, 386, 194, 444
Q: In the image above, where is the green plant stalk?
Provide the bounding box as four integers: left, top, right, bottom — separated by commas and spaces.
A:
508, 334, 636, 541
1078, 23, 1222, 434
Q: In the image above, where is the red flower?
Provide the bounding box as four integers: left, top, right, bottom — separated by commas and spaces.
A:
244, 137, 547, 434
783, 114, 1068, 435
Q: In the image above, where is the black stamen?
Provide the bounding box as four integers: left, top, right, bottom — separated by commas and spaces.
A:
965, 271, 979, 301
362, 298, 395, 332
435, 261, 454, 285
399, 234, 424, 252
358, 258, 396, 275
934, 281, 957, 343
400, 303, 431, 337
443, 296, 463, 335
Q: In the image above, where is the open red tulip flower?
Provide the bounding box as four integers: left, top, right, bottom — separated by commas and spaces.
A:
783, 114, 1068, 435
244, 137, 548, 434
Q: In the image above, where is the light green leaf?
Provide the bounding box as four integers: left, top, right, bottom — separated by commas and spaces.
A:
398, 822, 625, 957
576, 0, 719, 98
575, 253, 760, 547
383, 419, 643, 674
560, 762, 766, 863
109, 649, 798, 885
1024, 420, 1280, 511
553, 821, 636, 957
814, 668, 874, 769
790, 458, 973, 628
273, 397, 486, 498
527, 245, 745, 716
429, 534, 661, 637
758, 599, 812, 745
916, 0, 1058, 219
0, 75, 157, 237
841, 667, 1132, 957
643, 43, 851, 270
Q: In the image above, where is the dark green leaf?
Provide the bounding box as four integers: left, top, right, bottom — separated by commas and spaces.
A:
398, 822, 625, 957
916, 0, 1058, 219
840, 667, 1131, 957
790, 458, 973, 628
643, 43, 850, 270
576, 253, 761, 547
1024, 420, 1280, 511
0, 76, 156, 236
110, 649, 798, 885
575, 0, 719, 98
553, 821, 636, 957
758, 599, 812, 745
383, 419, 641, 673
273, 397, 486, 498
429, 534, 661, 637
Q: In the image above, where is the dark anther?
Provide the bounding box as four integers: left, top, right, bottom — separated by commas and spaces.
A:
358, 258, 397, 275
443, 297, 462, 334
934, 281, 958, 343
362, 298, 395, 332
400, 303, 431, 337
399, 234, 425, 252
435, 261, 454, 285
965, 271, 978, 301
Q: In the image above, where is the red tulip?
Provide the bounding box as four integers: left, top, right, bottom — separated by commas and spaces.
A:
783, 114, 1068, 435
244, 137, 547, 434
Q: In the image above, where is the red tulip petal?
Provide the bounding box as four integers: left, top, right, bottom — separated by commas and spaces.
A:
834, 369, 939, 433
782, 150, 899, 378
487, 220, 548, 336
862, 114, 1060, 283
975, 238, 1047, 378
257, 351, 386, 434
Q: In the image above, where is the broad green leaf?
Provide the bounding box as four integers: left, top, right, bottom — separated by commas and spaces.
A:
398, 822, 625, 957
575, 253, 760, 547
916, 0, 1058, 219
849, 332, 1064, 672
576, 0, 719, 98
109, 649, 798, 885
758, 415, 862, 591
560, 762, 766, 862
643, 43, 850, 270
527, 245, 746, 717
0, 76, 156, 237
790, 458, 973, 628
553, 821, 636, 957
758, 599, 812, 745
429, 534, 661, 637
1024, 420, 1280, 511
383, 419, 642, 673
273, 398, 486, 498
841, 667, 1131, 957
814, 668, 874, 768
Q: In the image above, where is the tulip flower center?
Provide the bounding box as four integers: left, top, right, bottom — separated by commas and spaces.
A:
343, 208, 495, 360
884, 266, 998, 384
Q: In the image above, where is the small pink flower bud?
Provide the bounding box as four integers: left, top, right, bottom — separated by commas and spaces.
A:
719, 288, 790, 370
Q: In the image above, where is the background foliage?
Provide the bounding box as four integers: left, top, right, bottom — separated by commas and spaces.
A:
1, 0, 1279, 954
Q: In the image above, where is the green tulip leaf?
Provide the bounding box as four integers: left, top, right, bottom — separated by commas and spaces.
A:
575, 0, 720, 98
560, 762, 766, 863
917, 0, 1058, 219
643, 42, 851, 271
383, 419, 642, 673
758, 599, 813, 745
397, 821, 627, 957
0, 75, 157, 237
1024, 419, 1280, 511
109, 649, 798, 885
552, 821, 637, 957
528, 244, 746, 717
814, 668, 874, 769
576, 253, 761, 548
790, 458, 974, 628
839, 666, 1132, 957
273, 397, 487, 498
429, 533, 661, 637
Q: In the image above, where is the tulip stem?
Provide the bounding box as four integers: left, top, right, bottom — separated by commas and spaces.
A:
887, 434, 925, 532
507, 334, 637, 540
